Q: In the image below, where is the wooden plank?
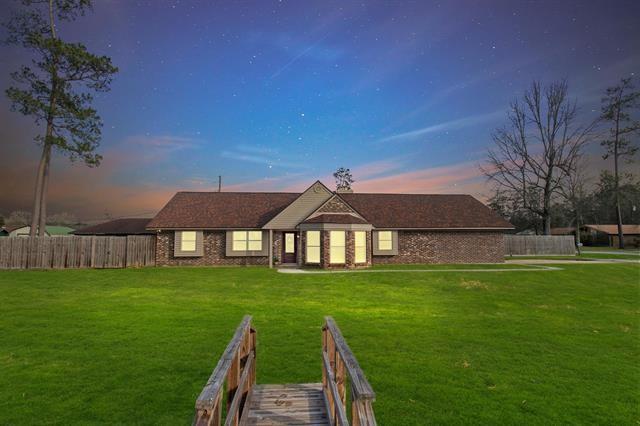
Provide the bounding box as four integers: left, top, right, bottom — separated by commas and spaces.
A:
195, 316, 253, 412
322, 352, 349, 426
323, 317, 375, 401
224, 352, 255, 426
242, 384, 330, 426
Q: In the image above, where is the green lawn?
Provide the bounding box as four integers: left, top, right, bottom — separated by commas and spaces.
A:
1, 264, 639, 425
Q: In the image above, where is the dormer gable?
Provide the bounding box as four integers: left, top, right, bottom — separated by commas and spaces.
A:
304, 194, 367, 222
262, 181, 333, 229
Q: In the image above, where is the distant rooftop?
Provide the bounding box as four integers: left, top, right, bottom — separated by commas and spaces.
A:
73, 218, 153, 235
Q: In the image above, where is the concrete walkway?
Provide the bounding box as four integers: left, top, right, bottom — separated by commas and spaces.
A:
581, 250, 640, 256
277, 265, 561, 274
276, 257, 639, 274
506, 258, 639, 265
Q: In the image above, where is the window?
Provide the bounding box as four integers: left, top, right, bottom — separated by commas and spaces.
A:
330, 231, 345, 264
378, 231, 393, 251
354, 231, 366, 263
232, 231, 263, 251
181, 231, 197, 251
306, 231, 320, 263
248, 231, 262, 251
232, 231, 247, 251
175, 230, 203, 257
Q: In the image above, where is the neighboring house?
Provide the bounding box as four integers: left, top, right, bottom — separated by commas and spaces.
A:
0, 225, 75, 237
72, 218, 153, 236
147, 181, 513, 268
582, 224, 640, 248
550, 227, 576, 236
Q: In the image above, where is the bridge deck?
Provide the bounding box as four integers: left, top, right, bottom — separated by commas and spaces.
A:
240, 383, 330, 426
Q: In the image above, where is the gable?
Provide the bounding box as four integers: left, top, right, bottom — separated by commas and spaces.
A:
315, 195, 358, 214
262, 181, 333, 229
304, 194, 368, 223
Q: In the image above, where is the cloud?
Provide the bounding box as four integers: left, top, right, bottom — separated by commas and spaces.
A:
379, 110, 503, 143
351, 159, 406, 180
223, 173, 307, 192
353, 161, 486, 196
221, 145, 308, 170
219, 159, 490, 199
126, 134, 201, 151
0, 129, 208, 219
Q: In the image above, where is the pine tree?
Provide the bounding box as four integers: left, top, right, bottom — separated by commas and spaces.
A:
5, 0, 118, 236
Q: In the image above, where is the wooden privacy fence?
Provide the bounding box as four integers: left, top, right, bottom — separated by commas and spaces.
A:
0, 235, 156, 269
505, 235, 576, 256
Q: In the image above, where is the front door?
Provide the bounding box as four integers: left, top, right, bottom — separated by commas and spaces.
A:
283, 232, 297, 264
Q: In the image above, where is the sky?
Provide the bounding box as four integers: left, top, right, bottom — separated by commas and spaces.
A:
1, 0, 638, 221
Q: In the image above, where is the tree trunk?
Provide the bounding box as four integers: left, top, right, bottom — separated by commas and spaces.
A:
543, 187, 552, 235
615, 204, 624, 249
575, 209, 581, 254
543, 215, 551, 235
32, 0, 58, 238
28, 145, 48, 236
37, 145, 52, 236
613, 111, 625, 249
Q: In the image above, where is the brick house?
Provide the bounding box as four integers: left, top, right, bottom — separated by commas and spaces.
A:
146, 181, 513, 268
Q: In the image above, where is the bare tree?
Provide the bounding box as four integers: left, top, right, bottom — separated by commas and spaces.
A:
5, 210, 32, 226
558, 157, 589, 251
482, 80, 595, 234
600, 77, 639, 248
333, 167, 354, 192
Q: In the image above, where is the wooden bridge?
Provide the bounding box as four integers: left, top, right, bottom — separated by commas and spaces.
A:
193, 316, 376, 426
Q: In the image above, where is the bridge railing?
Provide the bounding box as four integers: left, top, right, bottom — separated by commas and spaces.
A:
322, 316, 376, 426
194, 315, 256, 426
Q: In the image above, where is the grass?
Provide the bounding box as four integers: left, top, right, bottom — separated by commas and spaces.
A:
580, 246, 640, 253
1, 264, 639, 425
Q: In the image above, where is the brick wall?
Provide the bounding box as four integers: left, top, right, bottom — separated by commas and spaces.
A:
156, 231, 268, 266
156, 229, 505, 267
372, 231, 505, 264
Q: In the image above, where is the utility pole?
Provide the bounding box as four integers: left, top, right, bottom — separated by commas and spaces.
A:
218, 176, 222, 192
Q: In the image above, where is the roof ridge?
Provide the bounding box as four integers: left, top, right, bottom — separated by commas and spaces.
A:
176, 191, 301, 195
343, 192, 472, 196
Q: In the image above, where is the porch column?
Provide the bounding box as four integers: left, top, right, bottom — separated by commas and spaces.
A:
268, 229, 273, 268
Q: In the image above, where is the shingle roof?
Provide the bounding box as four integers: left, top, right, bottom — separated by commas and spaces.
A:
2, 224, 29, 233
73, 218, 153, 235
340, 193, 513, 229
147, 192, 300, 229
148, 189, 512, 230
302, 214, 370, 224
551, 227, 576, 235
2, 224, 74, 235
583, 224, 640, 235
